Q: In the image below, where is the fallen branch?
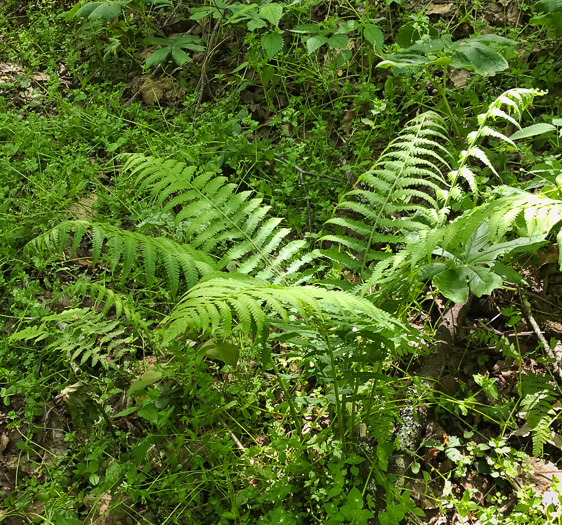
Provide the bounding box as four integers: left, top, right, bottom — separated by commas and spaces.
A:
520, 289, 562, 383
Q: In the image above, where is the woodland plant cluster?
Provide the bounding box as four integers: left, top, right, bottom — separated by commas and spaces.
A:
0, 0, 562, 524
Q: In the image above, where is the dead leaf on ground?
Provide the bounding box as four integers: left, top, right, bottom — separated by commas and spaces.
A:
426, 3, 454, 15
69, 193, 98, 221
140, 77, 169, 104
450, 69, 471, 87
0, 62, 22, 74
30, 72, 50, 81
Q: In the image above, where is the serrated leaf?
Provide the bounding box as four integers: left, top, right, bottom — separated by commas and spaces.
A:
259, 3, 283, 26
306, 35, 328, 54
261, 32, 283, 58
363, 24, 383, 49
510, 123, 556, 140
327, 33, 348, 49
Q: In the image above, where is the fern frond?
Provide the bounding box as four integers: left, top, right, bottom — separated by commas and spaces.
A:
9, 308, 135, 371
120, 154, 306, 284
320, 111, 452, 276
163, 274, 406, 345
69, 280, 149, 332
26, 220, 215, 295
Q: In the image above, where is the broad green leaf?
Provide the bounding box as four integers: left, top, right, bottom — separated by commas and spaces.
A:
306, 35, 328, 54
468, 34, 516, 45
199, 339, 239, 366
536, 0, 562, 11
259, 3, 283, 26
145, 47, 171, 66
292, 23, 322, 33
434, 269, 469, 303
465, 266, 503, 297
63, 2, 83, 21
327, 33, 348, 49
396, 22, 438, 48
113, 406, 137, 418
172, 47, 190, 66
452, 42, 508, 76
363, 24, 383, 49
335, 20, 358, 34
138, 403, 159, 423
261, 32, 283, 58
128, 368, 163, 396
247, 16, 267, 31
510, 123, 556, 140
76, 1, 125, 19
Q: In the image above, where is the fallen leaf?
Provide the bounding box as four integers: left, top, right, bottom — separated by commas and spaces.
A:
69, 193, 98, 221
31, 72, 50, 81
451, 69, 471, 87
427, 3, 454, 15
140, 77, 169, 104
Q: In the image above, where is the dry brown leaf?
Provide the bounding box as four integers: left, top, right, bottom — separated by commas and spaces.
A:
0, 62, 22, 74
140, 77, 169, 104
451, 69, 471, 87
0, 433, 9, 457
69, 193, 98, 221
30, 72, 50, 81
426, 3, 454, 15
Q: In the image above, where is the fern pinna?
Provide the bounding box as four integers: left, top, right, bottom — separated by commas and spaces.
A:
320, 111, 453, 278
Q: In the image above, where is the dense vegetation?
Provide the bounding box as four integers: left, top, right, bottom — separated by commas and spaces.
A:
0, 0, 561, 523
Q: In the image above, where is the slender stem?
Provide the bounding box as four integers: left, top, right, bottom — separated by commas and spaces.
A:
271, 357, 303, 437
319, 323, 346, 448
432, 67, 463, 141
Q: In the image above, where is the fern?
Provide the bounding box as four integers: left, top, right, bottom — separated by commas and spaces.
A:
358, 89, 556, 298
68, 280, 150, 332
27, 220, 215, 296
520, 371, 557, 457
162, 273, 409, 347
320, 111, 452, 277
9, 308, 135, 370
120, 154, 308, 284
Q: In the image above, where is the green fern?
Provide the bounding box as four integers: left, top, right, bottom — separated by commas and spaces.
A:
162, 273, 408, 346
68, 280, 150, 332
520, 371, 557, 457
320, 111, 452, 277
27, 220, 215, 296
121, 154, 308, 284
359, 89, 556, 297
9, 308, 135, 371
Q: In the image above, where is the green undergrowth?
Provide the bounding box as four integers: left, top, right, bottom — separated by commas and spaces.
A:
1, 1, 562, 524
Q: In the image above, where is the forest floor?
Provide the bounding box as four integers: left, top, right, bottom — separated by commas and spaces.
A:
1, 0, 562, 524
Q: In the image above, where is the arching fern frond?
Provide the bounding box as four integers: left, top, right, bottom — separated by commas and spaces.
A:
120, 154, 307, 284
26, 220, 215, 296
320, 111, 452, 277
162, 273, 408, 347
